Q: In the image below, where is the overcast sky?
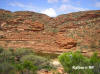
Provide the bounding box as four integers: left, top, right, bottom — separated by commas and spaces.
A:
0, 0, 100, 17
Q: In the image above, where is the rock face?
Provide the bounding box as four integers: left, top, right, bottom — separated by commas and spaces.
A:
55, 33, 77, 49
1, 19, 44, 31
23, 20, 44, 31
0, 9, 100, 54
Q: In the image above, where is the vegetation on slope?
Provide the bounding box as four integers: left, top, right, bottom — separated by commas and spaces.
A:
0, 47, 53, 74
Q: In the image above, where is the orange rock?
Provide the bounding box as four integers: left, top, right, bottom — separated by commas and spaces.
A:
55, 34, 77, 49
23, 20, 44, 31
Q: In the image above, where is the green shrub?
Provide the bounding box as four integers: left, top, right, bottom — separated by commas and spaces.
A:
58, 51, 95, 74
0, 46, 4, 53
90, 52, 100, 74
20, 54, 50, 70
14, 48, 34, 59
0, 50, 12, 62
23, 60, 38, 73
15, 63, 24, 74
0, 62, 16, 74
0, 47, 55, 73
14, 60, 38, 74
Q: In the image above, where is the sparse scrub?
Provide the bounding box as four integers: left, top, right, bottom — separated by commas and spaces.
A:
0, 47, 53, 74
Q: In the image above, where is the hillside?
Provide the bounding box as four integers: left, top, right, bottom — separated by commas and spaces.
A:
0, 9, 100, 56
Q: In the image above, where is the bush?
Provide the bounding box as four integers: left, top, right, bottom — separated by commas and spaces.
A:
0, 62, 16, 74
0, 47, 55, 73
15, 48, 34, 56
20, 54, 50, 70
90, 52, 100, 74
14, 48, 34, 61
23, 61, 38, 73
15, 60, 38, 74
58, 51, 100, 74
0, 46, 4, 53
0, 50, 13, 62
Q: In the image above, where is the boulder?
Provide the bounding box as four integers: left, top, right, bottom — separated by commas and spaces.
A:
55, 33, 77, 49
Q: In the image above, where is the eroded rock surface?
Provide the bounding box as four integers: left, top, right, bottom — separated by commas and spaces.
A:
0, 9, 100, 54
55, 33, 77, 49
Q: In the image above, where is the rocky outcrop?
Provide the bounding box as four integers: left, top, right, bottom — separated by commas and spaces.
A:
23, 20, 44, 31
55, 33, 77, 49
1, 19, 44, 31
0, 9, 100, 54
